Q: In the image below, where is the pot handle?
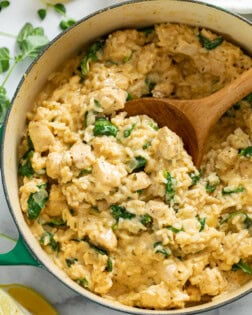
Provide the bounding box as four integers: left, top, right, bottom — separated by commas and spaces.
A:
0, 235, 40, 267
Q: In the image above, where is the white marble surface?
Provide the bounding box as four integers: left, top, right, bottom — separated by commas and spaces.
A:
0, 1, 251, 314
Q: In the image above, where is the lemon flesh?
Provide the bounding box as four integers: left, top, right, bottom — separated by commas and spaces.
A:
0, 284, 58, 315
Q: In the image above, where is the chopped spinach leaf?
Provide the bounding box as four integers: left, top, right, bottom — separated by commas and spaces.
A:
27, 184, 48, 220
123, 123, 136, 138
233, 103, 241, 110
243, 92, 252, 105
18, 150, 34, 178
189, 171, 201, 188
196, 215, 206, 232
126, 92, 133, 101
138, 26, 155, 36
76, 277, 88, 287
198, 33, 223, 50
129, 156, 147, 173
91, 206, 99, 213
40, 231, 60, 252
142, 141, 151, 150
232, 259, 252, 275
43, 218, 66, 227
110, 205, 136, 222
166, 225, 184, 233
239, 146, 252, 157
123, 55, 131, 63
93, 117, 118, 137
140, 214, 153, 227
145, 78, 156, 95
106, 257, 113, 272
79, 168, 92, 177
148, 121, 159, 130
84, 236, 108, 256
153, 241, 162, 248
222, 186, 245, 195
163, 171, 176, 204
153, 242, 170, 258
205, 181, 218, 193
80, 40, 104, 76
221, 211, 252, 228
65, 258, 78, 267
94, 99, 102, 107
27, 135, 34, 151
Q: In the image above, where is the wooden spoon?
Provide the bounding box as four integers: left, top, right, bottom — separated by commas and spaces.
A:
124, 68, 252, 167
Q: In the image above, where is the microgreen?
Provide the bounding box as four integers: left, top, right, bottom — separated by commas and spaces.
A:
0, 47, 10, 73
17, 23, 49, 58
59, 19, 76, 30
53, 3, 66, 15
0, 0, 10, 11
0, 86, 10, 126
0, 23, 49, 127
37, 8, 47, 20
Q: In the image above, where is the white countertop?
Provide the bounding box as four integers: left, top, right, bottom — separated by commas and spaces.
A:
0, 1, 251, 314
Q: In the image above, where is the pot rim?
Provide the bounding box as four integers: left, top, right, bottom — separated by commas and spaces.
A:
1, 1, 252, 314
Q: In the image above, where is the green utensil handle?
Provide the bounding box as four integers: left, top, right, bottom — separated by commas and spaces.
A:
0, 235, 40, 267
0, 124, 39, 267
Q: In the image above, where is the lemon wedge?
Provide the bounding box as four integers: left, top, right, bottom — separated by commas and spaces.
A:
0, 284, 58, 315
0, 287, 31, 315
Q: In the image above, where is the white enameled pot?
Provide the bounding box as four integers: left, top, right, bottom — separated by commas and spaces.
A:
0, 1, 251, 314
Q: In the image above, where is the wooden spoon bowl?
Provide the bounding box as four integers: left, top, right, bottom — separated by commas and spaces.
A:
124, 68, 252, 167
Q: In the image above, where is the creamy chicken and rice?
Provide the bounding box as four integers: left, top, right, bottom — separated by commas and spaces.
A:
18, 23, 252, 309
